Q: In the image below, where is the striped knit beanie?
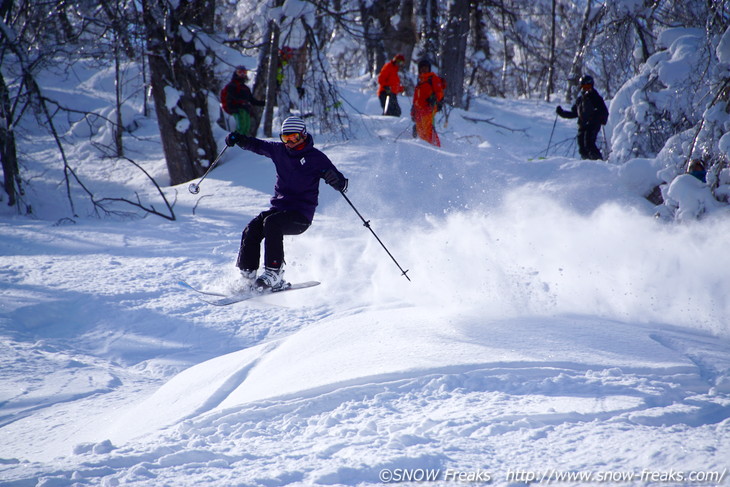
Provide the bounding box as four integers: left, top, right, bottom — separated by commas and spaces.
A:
280, 116, 307, 135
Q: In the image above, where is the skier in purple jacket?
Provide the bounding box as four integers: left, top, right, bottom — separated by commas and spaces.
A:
225, 116, 348, 292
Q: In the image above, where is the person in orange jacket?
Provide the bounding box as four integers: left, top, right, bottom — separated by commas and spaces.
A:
377, 54, 405, 116
411, 59, 444, 147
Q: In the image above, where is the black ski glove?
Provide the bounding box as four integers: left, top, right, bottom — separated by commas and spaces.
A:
556, 105, 564, 116
323, 168, 348, 193
226, 132, 248, 147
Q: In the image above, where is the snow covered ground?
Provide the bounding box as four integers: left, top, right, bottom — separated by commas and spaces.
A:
1, 66, 729, 486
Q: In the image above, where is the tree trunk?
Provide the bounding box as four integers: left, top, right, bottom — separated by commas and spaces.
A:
418, 0, 440, 62
113, 32, 124, 157
369, 0, 416, 71
441, 0, 468, 107
262, 20, 280, 138
359, 1, 379, 76
0, 71, 19, 206
250, 26, 270, 138
141, 0, 218, 186
566, 0, 593, 101
500, 0, 509, 95
393, 0, 417, 64
468, 0, 493, 98
545, 0, 556, 102
360, 0, 417, 95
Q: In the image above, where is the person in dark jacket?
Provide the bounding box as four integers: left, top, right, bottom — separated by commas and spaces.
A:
222, 66, 265, 136
556, 75, 609, 160
225, 116, 348, 292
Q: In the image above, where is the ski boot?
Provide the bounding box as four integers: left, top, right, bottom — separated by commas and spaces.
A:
254, 266, 288, 292
237, 269, 257, 293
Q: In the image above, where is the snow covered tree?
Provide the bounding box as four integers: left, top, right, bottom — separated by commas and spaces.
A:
610, 25, 728, 164
0, 0, 180, 218
141, 0, 218, 186
0, 0, 92, 212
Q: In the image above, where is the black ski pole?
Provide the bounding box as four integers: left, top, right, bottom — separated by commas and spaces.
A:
543, 113, 558, 157
188, 145, 229, 194
393, 123, 412, 142
339, 191, 411, 281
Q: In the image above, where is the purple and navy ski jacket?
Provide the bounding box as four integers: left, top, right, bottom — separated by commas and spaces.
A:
238, 134, 343, 222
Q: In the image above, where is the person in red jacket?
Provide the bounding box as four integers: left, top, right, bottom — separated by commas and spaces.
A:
377, 54, 405, 116
221, 66, 265, 136
411, 59, 444, 147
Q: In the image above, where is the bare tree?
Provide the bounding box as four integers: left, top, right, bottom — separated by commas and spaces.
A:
441, 0, 469, 107
417, 0, 440, 63
545, 0, 556, 102
497, 1, 508, 94
362, 0, 417, 74
358, 1, 382, 75
0, 0, 176, 218
90, 0, 146, 158
465, 0, 495, 101
374, 0, 417, 64
393, 0, 417, 63
259, 19, 281, 138
141, 0, 218, 186
565, 0, 605, 101
0, 69, 19, 206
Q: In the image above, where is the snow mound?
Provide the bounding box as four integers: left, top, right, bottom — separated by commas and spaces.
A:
105, 308, 697, 443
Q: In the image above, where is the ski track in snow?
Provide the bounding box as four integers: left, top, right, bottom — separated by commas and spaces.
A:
1, 70, 729, 486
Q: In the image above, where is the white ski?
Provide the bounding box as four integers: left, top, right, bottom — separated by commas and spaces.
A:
178, 280, 320, 306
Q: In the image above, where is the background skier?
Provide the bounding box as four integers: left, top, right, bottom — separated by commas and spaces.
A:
556, 75, 609, 160
221, 66, 265, 136
411, 59, 445, 147
377, 54, 406, 117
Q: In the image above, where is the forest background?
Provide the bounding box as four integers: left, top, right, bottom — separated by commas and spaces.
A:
1, 0, 729, 219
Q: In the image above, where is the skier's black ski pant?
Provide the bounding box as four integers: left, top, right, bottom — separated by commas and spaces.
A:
237, 209, 310, 270
378, 92, 401, 117
577, 123, 603, 160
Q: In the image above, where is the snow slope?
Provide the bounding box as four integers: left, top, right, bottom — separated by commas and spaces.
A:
1, 67, 729, 486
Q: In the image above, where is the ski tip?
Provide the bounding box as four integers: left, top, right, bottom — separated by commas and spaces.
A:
177, 280, 228, 297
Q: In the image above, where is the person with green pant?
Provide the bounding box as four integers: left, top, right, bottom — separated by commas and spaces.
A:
220, 66, 265, 135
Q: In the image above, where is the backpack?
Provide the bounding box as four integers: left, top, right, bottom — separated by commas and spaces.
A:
599, 102, 609, 125
220, 84, 233, 115
435, 75, 446, 111
424, 74, 446, 111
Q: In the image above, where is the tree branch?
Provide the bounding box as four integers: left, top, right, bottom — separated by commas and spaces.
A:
461, 114, 528, 134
